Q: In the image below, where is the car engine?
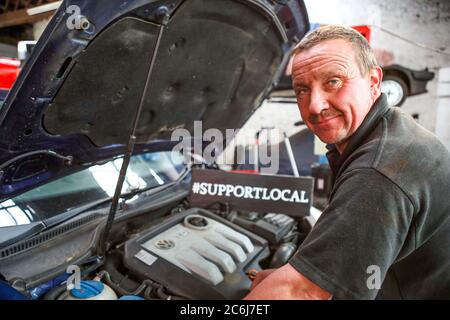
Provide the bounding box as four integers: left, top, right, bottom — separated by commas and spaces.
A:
122, 208, 269, 299
91, 207, 311, 300
0, 204, 314, 300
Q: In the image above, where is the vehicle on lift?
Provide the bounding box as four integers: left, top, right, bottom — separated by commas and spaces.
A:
0, 41, 37, 103
381, 64, 434, 107
0, 58, 20, 90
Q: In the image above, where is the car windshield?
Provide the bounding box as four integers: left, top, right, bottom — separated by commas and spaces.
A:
0, 151, 186, 228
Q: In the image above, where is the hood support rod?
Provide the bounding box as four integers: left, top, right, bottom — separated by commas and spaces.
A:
98, 10, 170, 257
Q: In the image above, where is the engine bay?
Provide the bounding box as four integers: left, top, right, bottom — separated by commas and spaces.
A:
122, 208, 268, 299
0, 202, 314, 300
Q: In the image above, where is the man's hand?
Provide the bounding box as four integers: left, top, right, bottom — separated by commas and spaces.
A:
244, 264, 332, 300
250, 268, 276, 290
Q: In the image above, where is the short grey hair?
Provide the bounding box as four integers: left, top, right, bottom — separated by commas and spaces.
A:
292, 25, 378, 76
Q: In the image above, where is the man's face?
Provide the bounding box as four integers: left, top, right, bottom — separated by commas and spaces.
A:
291, 39, 381, 152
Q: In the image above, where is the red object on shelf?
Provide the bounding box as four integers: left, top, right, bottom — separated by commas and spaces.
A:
229, 169, 259, 174
0, 58, 21, 90
352, 25, 371, 43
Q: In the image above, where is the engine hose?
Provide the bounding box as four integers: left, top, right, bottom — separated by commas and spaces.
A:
97, 268, 187, 300
155, 285, 170, 299
143, 285, 166, 300
144, 285, 154, 300
269, 242, 297, 269
102, 252, 143, 291
42, 283, 68, 300
96, 271, 152, 297
154, 285, 186, 300
81, 259, 104, 277
56, 290, 70, 300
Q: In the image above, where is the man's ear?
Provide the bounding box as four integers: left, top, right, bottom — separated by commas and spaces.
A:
369, 66, 383, 98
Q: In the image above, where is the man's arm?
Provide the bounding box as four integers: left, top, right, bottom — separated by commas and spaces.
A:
270, 169, 413, 299
244, 264, 332, 300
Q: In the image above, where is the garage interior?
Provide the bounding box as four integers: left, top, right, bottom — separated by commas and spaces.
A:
0, 0, 448, 302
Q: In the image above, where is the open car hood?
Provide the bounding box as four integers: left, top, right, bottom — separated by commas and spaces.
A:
0, 0, 309, 199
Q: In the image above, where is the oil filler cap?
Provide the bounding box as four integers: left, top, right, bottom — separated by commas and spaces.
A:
184, 215, 209, 230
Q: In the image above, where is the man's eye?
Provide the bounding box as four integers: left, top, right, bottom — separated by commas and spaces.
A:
327, 79, 341, 87
296, 87, 309, 95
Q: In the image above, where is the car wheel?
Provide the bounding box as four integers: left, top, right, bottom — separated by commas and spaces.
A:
381, 75, 408, 107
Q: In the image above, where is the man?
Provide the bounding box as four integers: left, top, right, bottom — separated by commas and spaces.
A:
245, 25, 450, 299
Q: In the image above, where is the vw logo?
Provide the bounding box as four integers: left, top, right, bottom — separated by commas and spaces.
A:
155, 239, 175, 250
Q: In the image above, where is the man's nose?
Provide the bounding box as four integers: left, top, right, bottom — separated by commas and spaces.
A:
308, 88, 328, 114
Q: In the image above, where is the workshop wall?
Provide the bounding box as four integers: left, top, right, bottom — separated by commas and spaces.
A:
228, 0, 450, 160
305, 0, 450, 135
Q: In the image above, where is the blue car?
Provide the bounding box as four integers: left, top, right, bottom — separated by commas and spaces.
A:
0, 0, 311, 300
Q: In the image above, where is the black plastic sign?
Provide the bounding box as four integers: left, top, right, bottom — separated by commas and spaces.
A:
189, 169, 313, 216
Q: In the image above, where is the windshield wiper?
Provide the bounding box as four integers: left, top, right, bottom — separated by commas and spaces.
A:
0, 197, 112, 249
0, 222, 45, 250
120, 166, 190, 201
42, 196, 112, 228
0, 164, 189, 249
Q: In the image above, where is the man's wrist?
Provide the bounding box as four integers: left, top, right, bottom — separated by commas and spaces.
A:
280, 263, 332, 300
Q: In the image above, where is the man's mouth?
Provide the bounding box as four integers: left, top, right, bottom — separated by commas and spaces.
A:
311, 115, 341, 125
317, 115, 340, 124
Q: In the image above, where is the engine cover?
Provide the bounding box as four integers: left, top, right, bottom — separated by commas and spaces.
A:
123, 208, 269, 299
